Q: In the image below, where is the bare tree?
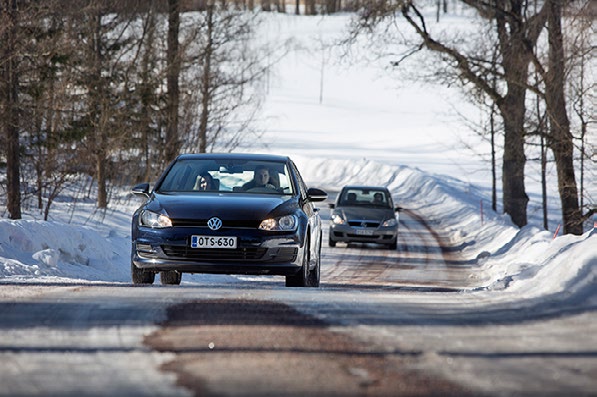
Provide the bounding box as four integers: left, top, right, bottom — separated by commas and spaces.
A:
0, 1, 274, 216
70, 2, 142, 208
126, 0, 164, 182
541, 0, 582, 235
21, 3, 81, 219
0, 0, 22, 219
353, 1, 592, 234
305, 0, 317, 15
198, 3, 215, 153
179, 5, 269, 154
355, 1, 549, 228
165, 0, 181, 164
565, 1, 596, 229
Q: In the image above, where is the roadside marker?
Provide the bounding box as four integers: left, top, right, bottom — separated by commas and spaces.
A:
553, 224, 561, 240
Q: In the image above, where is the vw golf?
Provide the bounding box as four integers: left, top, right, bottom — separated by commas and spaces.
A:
131, 153, 327, 287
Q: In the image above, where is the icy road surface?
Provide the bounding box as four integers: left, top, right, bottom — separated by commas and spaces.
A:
0, 210, 595, 396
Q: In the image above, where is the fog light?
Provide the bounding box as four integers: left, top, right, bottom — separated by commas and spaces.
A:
136, 243, 156, 256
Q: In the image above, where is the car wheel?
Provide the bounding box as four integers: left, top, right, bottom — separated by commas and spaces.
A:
306, 236, 321, 287
160, 270, 182, 285
328, 237, 336, 247
387, 240, 397, 250
286, 237, 311, 288
131, 262, 155, 285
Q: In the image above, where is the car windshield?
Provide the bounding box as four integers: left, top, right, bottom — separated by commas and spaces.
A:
156, 158, 295, 195
338, 188, 391, 208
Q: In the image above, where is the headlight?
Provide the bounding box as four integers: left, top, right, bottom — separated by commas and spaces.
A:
382, 218, 398, 227
140, 210, 172, 228
259, 215, 297, 231
331, 213, 345, 225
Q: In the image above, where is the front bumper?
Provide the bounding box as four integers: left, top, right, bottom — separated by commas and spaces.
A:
329, 224, 398, 245
132, 226, 303, 276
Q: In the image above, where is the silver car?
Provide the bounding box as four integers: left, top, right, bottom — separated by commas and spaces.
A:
328, 186, 400, 250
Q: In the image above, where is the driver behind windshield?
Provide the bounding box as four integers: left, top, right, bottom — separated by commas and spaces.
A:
242, 166, 276, 191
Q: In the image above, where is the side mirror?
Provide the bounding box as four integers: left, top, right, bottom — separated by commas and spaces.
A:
395, 206, 403, 212
307, 187, 327, 202
132, 183, 150, 198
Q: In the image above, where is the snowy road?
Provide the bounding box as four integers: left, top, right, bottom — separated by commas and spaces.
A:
322, 209, 487, 290
0, 209, 595, 396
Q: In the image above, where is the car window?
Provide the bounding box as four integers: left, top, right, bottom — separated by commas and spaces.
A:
339, 188, 391, 208
289, 161, 307, 200
156, 159, 294, 195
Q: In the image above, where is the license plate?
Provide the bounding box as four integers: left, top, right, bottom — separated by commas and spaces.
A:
191, 235, 237, 249
355, 229, 374, 236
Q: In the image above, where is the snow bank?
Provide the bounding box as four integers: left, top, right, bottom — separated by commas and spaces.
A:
0, 219, 130, 282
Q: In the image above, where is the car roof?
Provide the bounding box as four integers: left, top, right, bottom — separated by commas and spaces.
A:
340, 185, 390, 191
176, 153, 291, 163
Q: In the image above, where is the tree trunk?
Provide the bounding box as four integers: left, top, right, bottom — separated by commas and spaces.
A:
306, 0, 316, 15
398, 2, 544, 229
490, 103, 497, 213
545, 0, 582, 235
198, 5, 214, 154
92, 10, 108, 209
165, 0, 181, 164
541, 136, 548, 230
96, 136, 108, 208
493, 3, 544, 229
140, 5, 157, 181
1, 0, 22, 219
499, 88, 529, 228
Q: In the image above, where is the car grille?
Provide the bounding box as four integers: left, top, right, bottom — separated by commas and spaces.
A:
171, 219, 260, 228
346, 233, 376, 240
345, 233, 393, 240
162, 245, 267, 260
347, 220, 380, 228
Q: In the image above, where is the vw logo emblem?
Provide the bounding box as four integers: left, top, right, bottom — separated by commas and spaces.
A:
207, 217, 222, 231
361, 221, 367, 228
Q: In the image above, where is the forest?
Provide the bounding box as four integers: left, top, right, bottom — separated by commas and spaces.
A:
0, 0, 595, 235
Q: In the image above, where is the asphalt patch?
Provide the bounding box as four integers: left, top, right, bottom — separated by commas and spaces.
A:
145, 299, 473, 396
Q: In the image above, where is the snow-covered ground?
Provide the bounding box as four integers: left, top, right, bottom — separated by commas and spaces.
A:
1, 12, 595, 302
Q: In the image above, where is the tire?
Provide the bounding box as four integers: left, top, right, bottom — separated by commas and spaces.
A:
328, 237, 336, 247
131, 262, 155, 285
286, 237, 311, 288
387, 240, 397, 250
286, 234, 321, 288
306, 236, 321, 287
160, 270, 182, 285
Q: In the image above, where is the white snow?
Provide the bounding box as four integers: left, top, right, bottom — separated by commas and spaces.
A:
1, 12, 595, 302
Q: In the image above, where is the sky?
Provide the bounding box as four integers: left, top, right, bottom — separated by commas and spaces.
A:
0, 11, 595, 302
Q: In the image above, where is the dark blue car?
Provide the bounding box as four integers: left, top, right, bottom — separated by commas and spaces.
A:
131, 153, 327, 287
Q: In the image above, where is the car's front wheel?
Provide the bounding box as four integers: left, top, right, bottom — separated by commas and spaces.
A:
160, 270, 182, 285
328, 236, 336, 247
306, 236, 322, 287
286, 236, 319, 288
131, 262, 155, 285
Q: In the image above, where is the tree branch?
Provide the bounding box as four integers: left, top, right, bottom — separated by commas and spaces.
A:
401, 3, 503, 106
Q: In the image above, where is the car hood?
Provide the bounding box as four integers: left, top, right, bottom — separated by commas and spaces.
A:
337, 207, 395, 221
146, 192, 296, 221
